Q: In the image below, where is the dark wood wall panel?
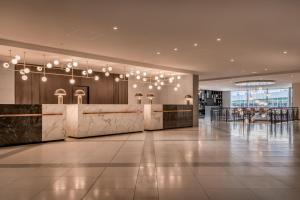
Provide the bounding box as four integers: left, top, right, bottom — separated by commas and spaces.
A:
15, 65, 128, 104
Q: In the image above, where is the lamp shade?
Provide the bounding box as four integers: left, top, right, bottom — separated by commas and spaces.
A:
74, 89, 86, 97
185, 95, 192, 99
54, 89, 67, 104
135, 93, 143, 98
54, 89, 67, 96
146, 93, 155, 99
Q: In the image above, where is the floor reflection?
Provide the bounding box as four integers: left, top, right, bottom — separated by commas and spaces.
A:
211, 121, 300, 145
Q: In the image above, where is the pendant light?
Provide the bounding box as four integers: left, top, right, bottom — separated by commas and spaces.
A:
41, 56, 47, 82
21, 52, 29, 81
69, 66, 75, 84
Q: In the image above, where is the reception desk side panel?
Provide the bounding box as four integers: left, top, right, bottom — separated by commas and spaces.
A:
42, 104, 66, 141
66, 105, 79, 137
144, 104, 163, 130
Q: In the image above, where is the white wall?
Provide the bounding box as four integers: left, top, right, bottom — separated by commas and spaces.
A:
0, 61, 15, 104
158, 74, 193, 104
222, 91, 231, 107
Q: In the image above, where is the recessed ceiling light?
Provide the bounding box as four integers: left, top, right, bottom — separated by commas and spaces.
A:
264, 68, 268, 71
173, 48, 178, 51
156, 51, 161, 55
217, 38, 222, 42
193, 43, 198, 47
283, 51, 288, 54
113, 26, 118, 30
251, 71, 257, 74
230, 58, 235, 62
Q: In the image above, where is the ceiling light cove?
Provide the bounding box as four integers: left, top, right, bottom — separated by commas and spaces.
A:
235, 80, 275, 87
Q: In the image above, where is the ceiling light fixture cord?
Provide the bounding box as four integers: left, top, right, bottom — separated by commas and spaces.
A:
23, 51, 26, 70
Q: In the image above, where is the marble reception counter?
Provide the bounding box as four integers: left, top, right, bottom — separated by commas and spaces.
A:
144, 104, 193, 130
0, 104, 65, 147
66, 104, 144, 138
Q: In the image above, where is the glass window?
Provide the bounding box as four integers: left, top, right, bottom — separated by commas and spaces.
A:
230, 88, 290, 107
231, 91, 247, 107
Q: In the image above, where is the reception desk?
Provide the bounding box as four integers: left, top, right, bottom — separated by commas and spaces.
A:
0, 104, 65, 147
66, 104, 144, 138
144, 104, 193, 130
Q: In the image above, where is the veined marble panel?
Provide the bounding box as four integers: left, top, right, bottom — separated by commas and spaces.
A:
42, 104, 66, 141
144, 104, 163, 130
66, 104, 144, 138
0, 104, 42, 147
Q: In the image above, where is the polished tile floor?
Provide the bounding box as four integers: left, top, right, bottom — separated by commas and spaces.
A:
1, 120, 300, 199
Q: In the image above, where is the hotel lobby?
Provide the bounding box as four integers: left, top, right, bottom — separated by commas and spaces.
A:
1, 0, 300, 199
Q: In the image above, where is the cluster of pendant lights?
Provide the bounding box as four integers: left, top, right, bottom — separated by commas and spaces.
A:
2, 50, 182, 91
114, 69, 182, 91
1, 51, 115, 84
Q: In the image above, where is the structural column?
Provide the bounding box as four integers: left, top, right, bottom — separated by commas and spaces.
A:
193, 74, 199, 127
292, 83, 300, 119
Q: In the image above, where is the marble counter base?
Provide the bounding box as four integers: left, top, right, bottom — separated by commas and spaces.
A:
66, 104, 144, 138
42, 104, 66, 142
144, 104, 163, 130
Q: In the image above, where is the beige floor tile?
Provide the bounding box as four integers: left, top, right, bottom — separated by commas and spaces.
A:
197, 176, 246, 189
158, 188, 209, 200
252, 188, 300, 200
94, 176, 137, 189
63, 167, 104, 177
50, 177, 96, 190
0, 189, 40, 200
83, 189, 134, 200
157, 176, 201, 189
206, 189, 258, 200
193, 167, 230, 176
237, 176, 290, 188
32, 189, 87, 200
101, 167, 139, 177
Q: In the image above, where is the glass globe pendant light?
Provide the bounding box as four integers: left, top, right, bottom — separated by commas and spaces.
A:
94, 75, 99, 81
41, 64, 47, 82
70, 67, 75, 84
21, 75, 28, 81
2, 62, 10, 69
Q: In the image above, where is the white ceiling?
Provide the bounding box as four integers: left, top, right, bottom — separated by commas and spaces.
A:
0, 46, 183, 76
0, 0, 300, 80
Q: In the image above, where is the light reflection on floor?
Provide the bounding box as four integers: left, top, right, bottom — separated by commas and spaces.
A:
0, 120, 300, 199
211, 121, 299, 144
